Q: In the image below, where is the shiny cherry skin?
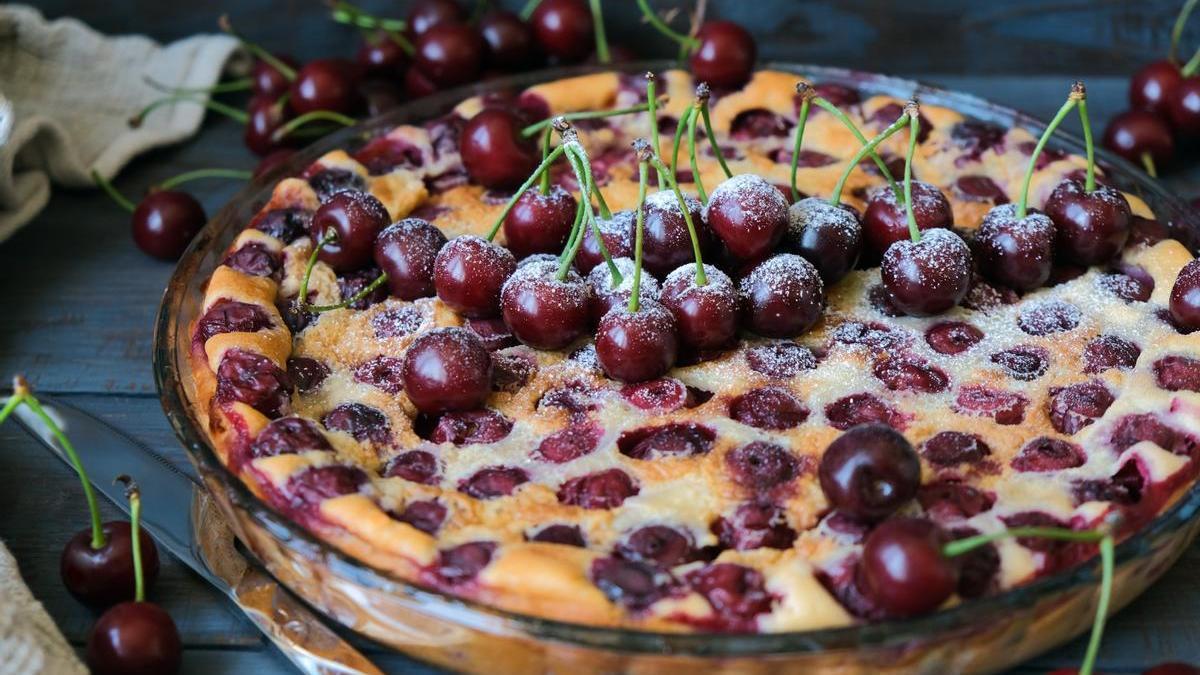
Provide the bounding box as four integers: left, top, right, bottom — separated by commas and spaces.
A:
661, 264, 740, 352
690, 21, 757, 90
459, 108, 540, 190
434, 235, 517, 318
1130, 60, 1183, 116
503, 185, 578, 257
61, 521, 160, 607
862, 182, 953, 258
1170, 76, 1200, 137
414, 22, 484, 87
405, 63, 440, 97
288, 58, 361, 116
818, 423, 920, 522
857, 517, 958, 618
786, 197, 863, 284
373, 218, 448, 300
252, 54, 298, 99
479, 10, 537, 70
595, 302, 679, 383
1102, 109, 1175, 168
704, 174, 788, 261
309, 190, 390, 272
575, 210, 634, 274
974, 203, 1055, 292
357, 32, 408, 78
641, 191, 709, 277
529, 0, 594, 63
401, 327, 492, 413
1170, 259, 1200, 331
739, 254, 825, 338
86, 601, 181, 675
407, 0, 466, 36
880, 229, 972, 316
132, 190, 206, 260
1043, 179, 1132, 266
243, 96, 288, 156
500, 259, 591, 350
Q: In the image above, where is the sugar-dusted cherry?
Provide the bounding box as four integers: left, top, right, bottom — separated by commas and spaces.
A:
739, 254, 825, 338
641, 190, 709, 278
595, 301, 679, 383
856, 517, 958, 618
500, 258, 591, 350
862, 182, 952, 258
1170, 258, 1200, 332
460, 108, 540, 190
661, 264, 740, 352
881, 228, 972, 317
434, 235, 517, 317
589, 257, 661, 324
704, 174, 788, 261
974, 203, 1055, 292
502, 184, 577, 257
402, 327, 493, 413
309, 190, 390, 272
785, 197, 862, 284
529, 0, 593, 63
818, 423, 920, 522
576, 210, 633, 274
373, 218, 447, 300
414, 22, 484, 87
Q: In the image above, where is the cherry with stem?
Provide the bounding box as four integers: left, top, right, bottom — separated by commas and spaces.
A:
92, 170, 212, 261
789, 82, 815, 202
218, 15, 297, 84
297, 228, 390, 313
635, 0, 756, 90
559, 125, 622, 283
1015, 84, 1082, 221
696, 82, 733, 180
646, 148, 708, 287
270, 110, 358, 143
686, 88, 708, 203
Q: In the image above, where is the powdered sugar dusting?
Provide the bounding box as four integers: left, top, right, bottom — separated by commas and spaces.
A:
645, 188, 702, 214
703, 173, 788, 223
588, 257, 662, 298
787, 196, 860, 242
740, 253, 824, 300
501, 259, 589, 313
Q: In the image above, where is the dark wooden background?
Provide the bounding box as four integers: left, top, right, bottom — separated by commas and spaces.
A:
4, 1, 1200, 673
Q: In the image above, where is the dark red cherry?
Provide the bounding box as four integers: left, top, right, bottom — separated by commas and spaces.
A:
575, 210, 633, 274
414, 22, 483, 87
1130, 60, 1183, 116
61, 521, 160, 607
243, 96, 288, 156
729, 386, 809, 430
660, 264, 739, 352
86, 601, 181, 675
690, 21, 757, 90
132, 190, 205, 260
530, 524, 585, 546
786, 197, 863, 284
373, 218, 447, 300
308, 167, 368, 202
726, 441, 803, 491
704, 174, 788, 261
819, 423, 920, 522
617, 526, 695, 567
641, 190, 709, 277
407, 0, 466, 35
1143, 664, 1200, 675
712, 501, 796, 551
857, 518, 957, 618
1170, 259, 1200, 331
460, 108, 540, 190
924, 321, 983, 355
1102, 109, 1174, 168
252, 54, 298, 99
309, 190, 390, 272
1084, 334, 1141, 374
323, 402, 391, 444
862, 183, 952, 258
357, 32, 408, 77
588, 257, 661, 324
500, 259, 590, 349
880, 229, 972, 317
595, 302, 679, 383
479, 9, 537, 70
1049, 380, 1114, 435
974, 204, 1055, 292
529, 0, 594, 63
738, 254, 825, 338
289, 58, 361, 116
434, 235, 517, 317
1170, 76, 1200, 137
557, 468, 639, 509
1043, 179, 1132, 266
1011, 436, 1085, 472
503, 184, 577, 257
401, 327, 492, 413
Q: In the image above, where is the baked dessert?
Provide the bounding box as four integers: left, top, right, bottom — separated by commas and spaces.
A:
189, 68, 1200, 634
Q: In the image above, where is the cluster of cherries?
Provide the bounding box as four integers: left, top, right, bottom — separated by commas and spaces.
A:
0, 377, 180, 675
1105, 0, 1200, 176
105, 0, 761, 261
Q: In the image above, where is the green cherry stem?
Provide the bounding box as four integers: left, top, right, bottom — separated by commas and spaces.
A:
0, 392, 22, 426
115, 476, 146, 602
130, 94, 249, 128
646, 151, 707, 286
271, 110, 358, 143
813, 97, 901, 197
91, 171, 137, 213
1079, 534, 1115, 675
1016, 83, 1080, 220
687, 101, 707, 203
1074, 82, 1097, 193
521, 102, 658, 138
671, 104, 695, 176
1142, 153, 1158, 178
646, 72, 662, 161
696, 83, 732, 179
485, 143, 568, 240
519, 0, 542, 21
1183, 43, 1200, 76
568, 139, 612, 219
218, 15, 297, 81
629, 144, 652, 313
144, 76, 253, 95
1171, 0, 1200, 62
330, 1, 408, 33
830, 109, 909, 207
635, 0, 700, 51
8, 376, 107, 550
539, 125, 554, 195
902, 101, 921, 243
588, 0, 610, 64
558, 199, 587, 268
563, 142, 621, 283
789, 82, 815, 202
297, 228, 390, 313
157, 168, 253, 191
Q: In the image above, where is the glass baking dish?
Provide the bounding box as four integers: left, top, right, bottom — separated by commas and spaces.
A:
154, 61, 1200, 674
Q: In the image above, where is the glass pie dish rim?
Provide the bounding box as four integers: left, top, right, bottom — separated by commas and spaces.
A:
153, 60, 1200, 656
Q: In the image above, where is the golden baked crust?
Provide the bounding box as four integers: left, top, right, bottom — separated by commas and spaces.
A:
189, 69, 1200, 632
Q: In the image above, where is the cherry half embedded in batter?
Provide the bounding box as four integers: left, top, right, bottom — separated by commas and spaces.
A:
818, 423, 920, 523
880, 102, 972, 316
401, 327, 493, 413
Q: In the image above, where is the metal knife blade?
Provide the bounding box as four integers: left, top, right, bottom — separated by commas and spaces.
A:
13, 395, 383, 675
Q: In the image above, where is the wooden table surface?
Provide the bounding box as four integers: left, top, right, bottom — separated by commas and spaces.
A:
4, 4, 1200, 673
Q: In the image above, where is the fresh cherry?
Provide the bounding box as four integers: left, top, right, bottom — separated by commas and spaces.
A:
785, 197, 863, 284
704, 174, 788, 261
500, 259, 590, 349
1102, 110, 1174, 170
588, 257, 661, 324
401, 327, 492, 413
357, 32, 408, 78
309, 190, 390, 272
529, 0, 594, 63
881, 229, 972, 316
690, 21, 756, 90
479, 10, 537, 70
61, 521, 160, 607
434, 235, 517, 318
289, 58, 361, 116
738, 254, 825, 338
86, 601, 182, 675
575, 210, 634, 274
1043, 179, 1132, 266
252, 54, 298, 99
502, 184, 577, 257
641, 190, 709, 278
132, 190, 206, 260
595, 302, 679, 383
414, 22, 484, 87
1130, 60, 1183, 116
243, 96, 289, 156
660, 264, 740, 352
373, 218, 447, 300
974, 203, 1055, 292
407, 0, 466, 35
1170, 259, 1200, 332
818, 423, 920, 522
856, 517, 957, 618
1169, 76, 1200, 137
862, 182, 952, 258
460, 108, 540, 190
